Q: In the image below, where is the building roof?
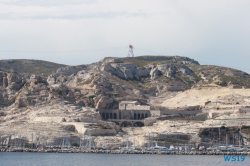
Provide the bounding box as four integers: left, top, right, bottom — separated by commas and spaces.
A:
120, 101, 138, 104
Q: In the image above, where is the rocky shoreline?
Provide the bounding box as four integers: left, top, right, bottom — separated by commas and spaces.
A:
1, 148, 250, 155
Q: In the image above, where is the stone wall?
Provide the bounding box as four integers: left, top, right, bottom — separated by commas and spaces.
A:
119, 104, 150, 111
125, 105, 150, 110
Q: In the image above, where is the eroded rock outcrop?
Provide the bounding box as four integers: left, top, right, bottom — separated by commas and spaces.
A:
150, 68, 161, 79
95, 96, 114, 109
100, 59, 194, 81
47, 65, 86, 84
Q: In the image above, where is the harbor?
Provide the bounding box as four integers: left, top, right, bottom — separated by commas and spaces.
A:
1, 121, 250, 155
1, 129, 250, 155
1, 147, 250, 155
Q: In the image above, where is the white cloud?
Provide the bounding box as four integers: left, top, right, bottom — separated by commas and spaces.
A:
2, 0, 98, 6
0, 0, 250, 73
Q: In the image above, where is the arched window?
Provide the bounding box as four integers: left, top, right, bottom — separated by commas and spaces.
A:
145, 113, 148, 118
114, 113, 117, 119
134, 113, 137, 120
138, 113, 140, 119
110, 113, 113, 119
106, 113, 109, 120
134, 122, 144, 127
102, 112, 105, 120
141, 114, 144, 119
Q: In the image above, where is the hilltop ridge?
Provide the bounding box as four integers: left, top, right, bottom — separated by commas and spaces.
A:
0, 56, 250, 110
0, 59, 66, 76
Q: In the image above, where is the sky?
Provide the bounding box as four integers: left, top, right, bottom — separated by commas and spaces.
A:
0, 0, 250, 73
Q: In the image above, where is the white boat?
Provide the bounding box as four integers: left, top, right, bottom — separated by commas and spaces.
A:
207, 146, 216, 151
221, 145, 236, 152
100, 147, 110, 150
213, 145, 237, 152
172, 146, 183, 152
191, 147, 196, 151
198, 146, 205, 151
169, 145, 175, 151
148, 142, 172, 152
226, 145, 236, 152
120, 146, 132, 151
120, 142, 134, 151
235, 146, 248, 152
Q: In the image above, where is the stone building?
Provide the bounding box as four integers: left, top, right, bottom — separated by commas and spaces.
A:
98, 101, 200, 121
119, 101, 150, 120
98, 101, 150, 120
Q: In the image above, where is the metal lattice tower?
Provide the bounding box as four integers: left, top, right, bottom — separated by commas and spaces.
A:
127, 45, 134, 57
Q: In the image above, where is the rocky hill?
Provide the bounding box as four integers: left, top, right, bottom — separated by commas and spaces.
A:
1, 55, 250, 147
0, 56, 250, 110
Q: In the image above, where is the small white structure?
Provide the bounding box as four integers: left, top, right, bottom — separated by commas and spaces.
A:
207, 112, 213, 119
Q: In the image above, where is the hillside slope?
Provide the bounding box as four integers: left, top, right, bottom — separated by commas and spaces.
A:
0, 56, 250, 110
157, 87, 250, 107
0, 59, 66, 76
1, 55, 250, 146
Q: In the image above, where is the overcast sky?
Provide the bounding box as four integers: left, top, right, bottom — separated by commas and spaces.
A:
0, 0, 250, 73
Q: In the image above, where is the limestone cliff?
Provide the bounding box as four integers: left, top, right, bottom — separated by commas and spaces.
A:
1, 55, 250, 146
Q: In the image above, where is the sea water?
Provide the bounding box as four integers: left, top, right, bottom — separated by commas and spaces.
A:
0, 153, 249, 166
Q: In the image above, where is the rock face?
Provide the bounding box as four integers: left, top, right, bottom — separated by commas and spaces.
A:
95, 96, 114, 109
0, 71, 26, 106
101, 57, 195, 80
0, 55, 249, 111
134, 56, 200, 65
157, 64, 176, 78
150, 68, 161, 79
101, 62, 141, 80
47, 65, 86, 84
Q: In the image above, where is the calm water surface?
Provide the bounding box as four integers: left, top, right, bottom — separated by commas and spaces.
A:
0, 152, 249, 166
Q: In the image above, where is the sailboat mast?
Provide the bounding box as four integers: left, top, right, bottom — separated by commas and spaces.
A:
219, 128, 220, 146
